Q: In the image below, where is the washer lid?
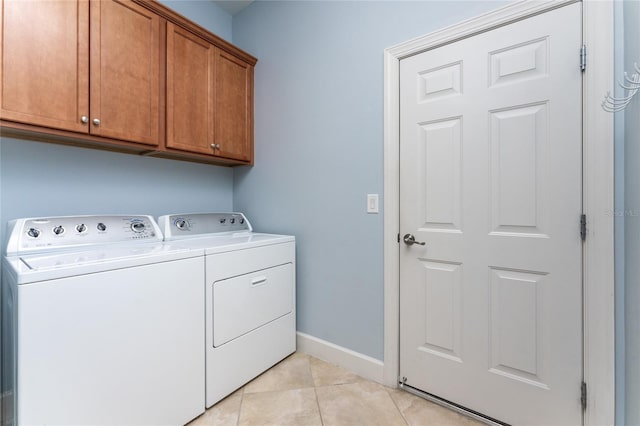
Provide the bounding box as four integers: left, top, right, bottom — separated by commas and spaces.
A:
4, 242, 204, 284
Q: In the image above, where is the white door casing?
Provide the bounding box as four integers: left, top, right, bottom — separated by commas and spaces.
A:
399, 3, 583, 425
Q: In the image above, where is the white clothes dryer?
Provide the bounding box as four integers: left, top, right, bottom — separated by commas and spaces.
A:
158, 212, 296, 407
2, 215, 205, 425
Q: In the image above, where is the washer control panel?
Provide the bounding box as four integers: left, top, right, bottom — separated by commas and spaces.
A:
159, 212, 252, 240
6, 215, 162, 254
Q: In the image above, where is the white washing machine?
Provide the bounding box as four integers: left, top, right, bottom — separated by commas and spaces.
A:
1, 215, 205, 425
158, 212, 295, 407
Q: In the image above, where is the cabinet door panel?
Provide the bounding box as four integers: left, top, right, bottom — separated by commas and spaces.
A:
215, 51, 253, 162
90, 0, 160, 146
166, 23, 214, 155
0, 0, 89, 132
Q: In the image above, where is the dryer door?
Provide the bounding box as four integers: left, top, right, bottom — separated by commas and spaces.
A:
212, 263, 293, 347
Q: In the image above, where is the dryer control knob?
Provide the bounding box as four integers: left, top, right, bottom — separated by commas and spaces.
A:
97, 223, 107, 232
53, 226, 65, 235
27, 228, 41, 238
175, 219, 189, 230
76, 224, 87, 233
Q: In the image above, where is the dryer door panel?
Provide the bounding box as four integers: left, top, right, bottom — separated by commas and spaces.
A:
212, 263, 293, 347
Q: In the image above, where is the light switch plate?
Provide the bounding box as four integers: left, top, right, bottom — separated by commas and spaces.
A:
367, 194, 379, 213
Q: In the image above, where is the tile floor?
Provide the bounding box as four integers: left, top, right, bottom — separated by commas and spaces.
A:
188, 352, 483, 426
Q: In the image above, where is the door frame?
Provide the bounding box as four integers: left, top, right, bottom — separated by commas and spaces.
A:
382, 1, 615, 425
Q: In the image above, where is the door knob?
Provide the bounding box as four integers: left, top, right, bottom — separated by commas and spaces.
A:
93, 118, 101, 126
403, 234, 426, 246
211, 143, 220, 149
81, 116, 88, 123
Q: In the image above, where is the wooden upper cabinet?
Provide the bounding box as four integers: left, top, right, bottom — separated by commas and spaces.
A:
1, 0, 256, 165
0, 0, 89, 132
166, 23, 254, 163
166, 22, 215, 155
90, 0, 161, 146
0, 0, 160, 146
215, 51, 253, 163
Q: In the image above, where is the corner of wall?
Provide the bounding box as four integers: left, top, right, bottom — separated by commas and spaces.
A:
296, 332, 385, 385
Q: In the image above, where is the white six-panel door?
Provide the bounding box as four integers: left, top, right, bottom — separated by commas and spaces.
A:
399, 3, 583, 425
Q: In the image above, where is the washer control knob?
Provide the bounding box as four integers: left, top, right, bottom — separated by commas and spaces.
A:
219, 218, 226, 224
27, 228, 41, 238
97, 223, 107, 232
131, 222, 146, 233
76, 224, 87, 233
240, 218, 245, 224
53, 226, 65, 235
230, 218, 236, 224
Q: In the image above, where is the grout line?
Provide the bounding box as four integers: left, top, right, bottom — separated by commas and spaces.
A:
235, 387, 245, 426
307, 353, 325, 424
242, 386, 317, 396
313, 387, 325, 425
385, 388, 410, 426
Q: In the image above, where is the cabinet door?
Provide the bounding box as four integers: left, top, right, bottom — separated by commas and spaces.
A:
166, 23, 215, 155
214, 50, 253, 162
90, 0, 160, 146
0, 0, 89, 132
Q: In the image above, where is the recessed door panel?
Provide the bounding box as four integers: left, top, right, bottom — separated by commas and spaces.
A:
489, 267, 548, 388
419, 118, 462, 232
490, 103, 549, 236
418, 260, 462, 362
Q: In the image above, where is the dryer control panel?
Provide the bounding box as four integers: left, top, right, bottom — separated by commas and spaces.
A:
159, 213, 252, 240
6, 215, 162, 254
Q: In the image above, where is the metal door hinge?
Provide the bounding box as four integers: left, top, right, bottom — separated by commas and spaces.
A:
580, 45, 587, 71
397, 233, 400, 243
581, 381, 587, 410
399, 376, 407, 387
580, 214, 587, 241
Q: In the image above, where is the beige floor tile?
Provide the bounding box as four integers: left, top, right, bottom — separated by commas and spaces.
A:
316, 381, 407, 426
244, 352, 314, 394
388, 388, 484, 426
238, 387, 322, 426
187, 388, 243, 426
309, 356, 364, 387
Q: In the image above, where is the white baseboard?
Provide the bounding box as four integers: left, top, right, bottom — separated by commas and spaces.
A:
296, 332, 385, 385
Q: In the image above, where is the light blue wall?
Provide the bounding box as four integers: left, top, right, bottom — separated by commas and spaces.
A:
232, 0, 507, 360
0, 139, 233, 244
158, 0, 232, 42
623, 1, 640, 424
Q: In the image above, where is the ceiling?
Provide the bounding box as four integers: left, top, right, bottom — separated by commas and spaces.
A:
212, 0, 254, 15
